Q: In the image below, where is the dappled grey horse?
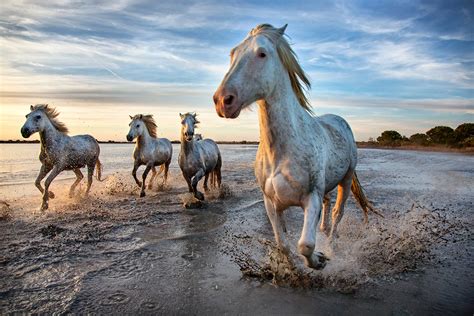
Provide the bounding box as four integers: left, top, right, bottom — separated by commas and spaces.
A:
213, 24, 381, 269
21, 104, 102, 211
178, 112, 222, 200
127, 114, 172, 197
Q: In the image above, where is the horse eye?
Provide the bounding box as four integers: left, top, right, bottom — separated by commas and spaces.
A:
136, 124, 140, 128
35, 115, 41, 120
258, 52, 266, 58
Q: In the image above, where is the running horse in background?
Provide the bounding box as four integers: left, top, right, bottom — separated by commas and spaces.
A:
21, 104, 102, 211
179, 112, 222, 201
127, 114, 172, 197
213, 24, 381, 269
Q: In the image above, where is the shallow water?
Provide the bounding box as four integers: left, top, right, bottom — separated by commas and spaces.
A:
0, 145, 473, 314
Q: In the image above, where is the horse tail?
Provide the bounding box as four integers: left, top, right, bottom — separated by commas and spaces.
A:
351, 171, 383, 223
95, 159, 104, 181
215, 152, 222, 188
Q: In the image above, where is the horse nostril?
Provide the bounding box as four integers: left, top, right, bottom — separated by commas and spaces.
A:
224, 95, 234, 105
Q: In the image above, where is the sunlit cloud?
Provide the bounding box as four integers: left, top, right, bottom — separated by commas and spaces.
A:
0, 0, 472, 141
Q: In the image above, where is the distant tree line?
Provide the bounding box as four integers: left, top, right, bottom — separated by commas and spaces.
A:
372, 123, 474, 148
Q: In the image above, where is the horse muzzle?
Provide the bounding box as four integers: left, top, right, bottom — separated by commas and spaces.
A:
213, 88, 242, 119
126, 134, 133, 142
184, 133, 194, 142
21, 127, 31, 138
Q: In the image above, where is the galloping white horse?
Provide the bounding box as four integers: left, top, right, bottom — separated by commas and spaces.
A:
21, 104, 102, 211
179, 112, 222, 201
127, 114, 172, 197
213, 24, 380, 269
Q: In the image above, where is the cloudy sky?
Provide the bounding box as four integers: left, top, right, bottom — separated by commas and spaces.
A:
0, 0, 473, 141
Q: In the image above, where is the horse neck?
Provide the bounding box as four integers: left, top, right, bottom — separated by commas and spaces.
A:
137, 128, 153, 149
39, 120, 65, 152
257, 74, 312, 155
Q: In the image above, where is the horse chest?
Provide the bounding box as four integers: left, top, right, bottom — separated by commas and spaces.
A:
256, 157, 308, 208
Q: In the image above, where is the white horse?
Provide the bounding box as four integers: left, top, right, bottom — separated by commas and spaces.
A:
126, 114, 172, 197
21, 104, 102, 211
213, 24, 381, 269
179, 112, 222, 201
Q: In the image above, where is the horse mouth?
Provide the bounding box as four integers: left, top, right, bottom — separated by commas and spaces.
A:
217, 104, 242, 119
185, 136, 193, 142
21, 130, 31, 138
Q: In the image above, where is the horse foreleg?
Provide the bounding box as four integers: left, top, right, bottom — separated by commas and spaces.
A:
35, 164, 54, 198
132, 162, 141, 187
319, 193, 332, 237
191, 169, 205, 201
40, 166, 62, 211
263, 195, 289, 254
298, 193, 327, 269
69, 168, 84, 197
329, 172, 353, 241
140, 165, 152, 197
148, 167, 157, 190
85, 164, 94, 195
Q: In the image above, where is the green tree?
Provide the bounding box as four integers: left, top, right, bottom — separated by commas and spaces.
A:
461, 136, 474, 147
426, 126, 455, 145
377, 130, 403, 146
454, 123, 474, 143
409, 133, 430, 146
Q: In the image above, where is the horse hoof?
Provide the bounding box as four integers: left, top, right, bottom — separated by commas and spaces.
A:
195, 192, 205, 201
140, 191, 146, 197
39, 203, 48, 212
304, 251, 328, 270
49, 191, 55, 199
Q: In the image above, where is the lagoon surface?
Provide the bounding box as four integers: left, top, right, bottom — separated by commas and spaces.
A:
0, 144, 473, 314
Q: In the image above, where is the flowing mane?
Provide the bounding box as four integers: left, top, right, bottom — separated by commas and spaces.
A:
131, 114, 157, 138
249, 24, 313, 114
31, 104, 69, 133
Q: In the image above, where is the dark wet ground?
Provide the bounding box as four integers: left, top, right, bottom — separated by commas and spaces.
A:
0, 148, 473, 314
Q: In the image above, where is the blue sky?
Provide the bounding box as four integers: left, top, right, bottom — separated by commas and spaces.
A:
0, 0, 473, 141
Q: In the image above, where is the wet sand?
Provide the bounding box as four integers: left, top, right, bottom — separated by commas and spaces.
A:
0, 148, 473, 314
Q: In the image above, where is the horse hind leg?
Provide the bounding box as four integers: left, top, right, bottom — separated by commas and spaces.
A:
203, 173, 210, 192
85, 163, 95, 195
162, 159, 171, 186
319, 193, 332, 237
69, 169, 84, 198
215, 155, 222, 188
329, 171, 353, 241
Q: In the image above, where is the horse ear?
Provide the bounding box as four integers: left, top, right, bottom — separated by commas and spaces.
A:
179, 113, 184, 118
30, 105, 34, 111
192, 112, 197, 118
129, 115, 133, 120
277, 24, 288, 35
